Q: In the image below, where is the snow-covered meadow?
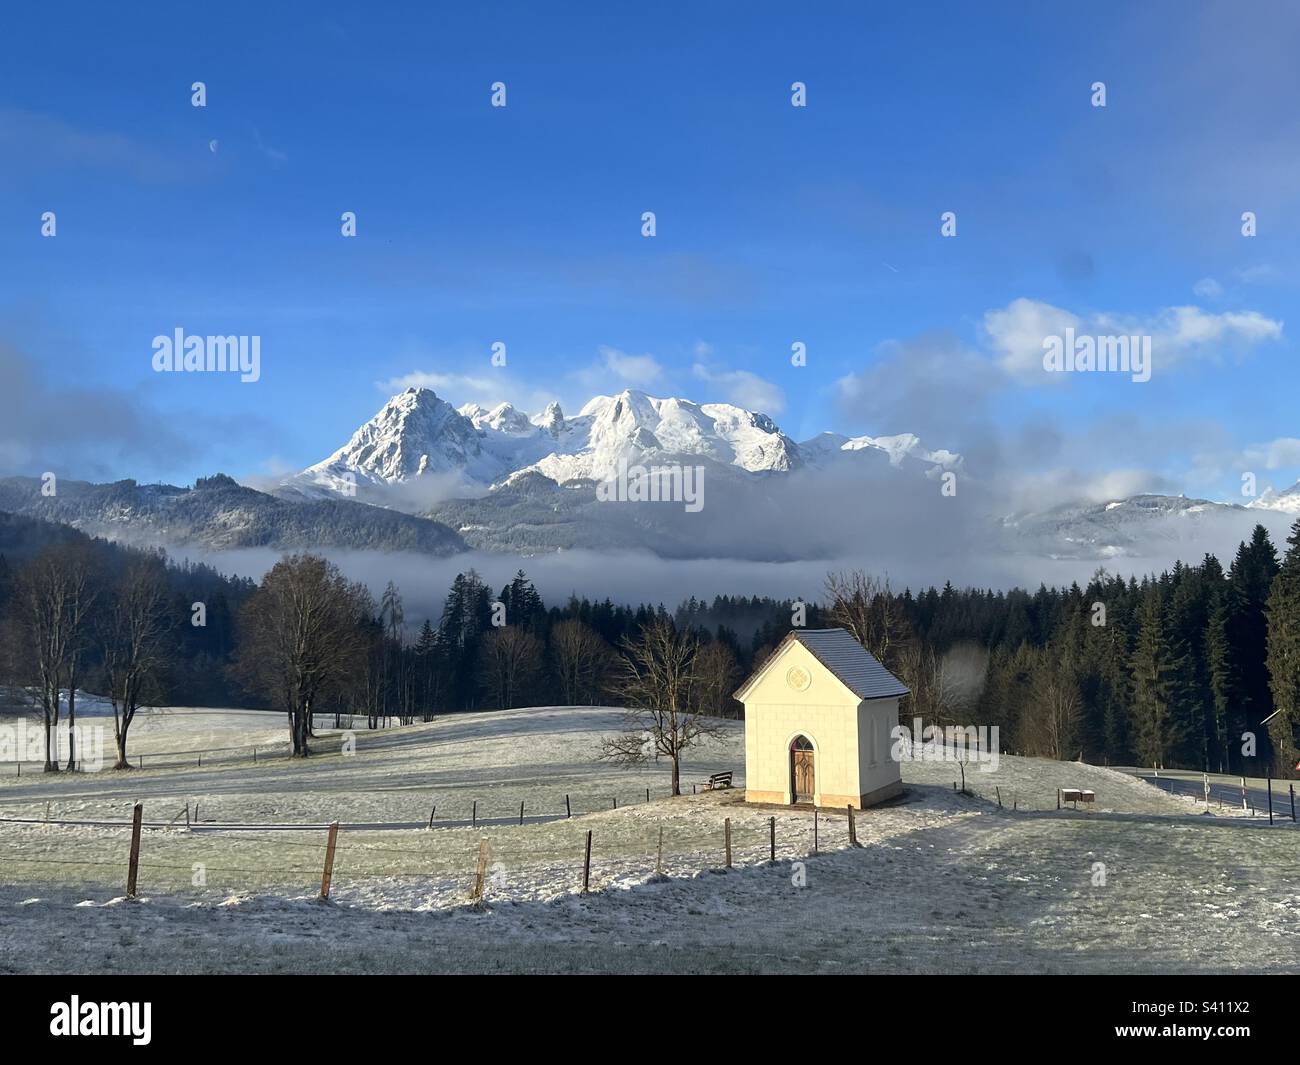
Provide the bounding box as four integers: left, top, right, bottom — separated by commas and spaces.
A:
1, 705, 1298, 974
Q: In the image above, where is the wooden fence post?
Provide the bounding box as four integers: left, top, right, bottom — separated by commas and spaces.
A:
724, 818, 732, 868
582, 829, 592, 892
847, 804, 857, 846
472, 800, 477, 826
1291, 784, 1296, 823
471, 838, 490, 902
769, 817, 776, 862
519, 800, 525, 826
319, 821, 339, 900
612, 796, 618, 810
428, 805, 436, 829
646, 787, 650, 804
995, 786, 1002, 808
565, 794, 571, 818
185, 803, 190, 830
125, 802, 143, 898
1267, 776, 1274, 825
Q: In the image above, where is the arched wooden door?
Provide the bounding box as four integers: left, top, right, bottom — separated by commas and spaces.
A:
790, 735, 815, 803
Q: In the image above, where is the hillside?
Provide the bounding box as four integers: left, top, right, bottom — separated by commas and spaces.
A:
0, 473, 466, 557
2, 705, 1296, 974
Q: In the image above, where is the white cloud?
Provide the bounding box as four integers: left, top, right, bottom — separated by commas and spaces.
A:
1193, 277, 1223, 299
1140, 305, 1282, 350
571, 346, 665, 393
982, 298, 1080, 380
690, 363, 786, 414
598, 346, 663, 385
1006, 467, 1182, 512
1236, 263, 1277, 285
1242, 437, 1300, 470
375, 371, 557, 413
378, 370, 497, 397
983, 297, 1282, 383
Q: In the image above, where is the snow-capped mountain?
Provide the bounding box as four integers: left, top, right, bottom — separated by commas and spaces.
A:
798, 431, 962, 476
301, 388, 510, 493
1248, 480, 1300, 514
276, 386, 1297, 563
1000, 494, 1256, 560
290, 386, 959, 504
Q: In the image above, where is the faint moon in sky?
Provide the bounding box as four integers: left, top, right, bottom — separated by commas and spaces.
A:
209, 139, 219, 153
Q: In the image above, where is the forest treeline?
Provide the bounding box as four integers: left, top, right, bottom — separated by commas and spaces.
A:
1, 510, 1298, 777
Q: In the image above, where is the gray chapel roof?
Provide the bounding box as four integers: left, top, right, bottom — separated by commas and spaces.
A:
736, 627, 910, 701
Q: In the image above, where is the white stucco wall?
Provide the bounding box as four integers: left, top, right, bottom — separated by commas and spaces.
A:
856, 696, 902, 799
740, 640, 902, 808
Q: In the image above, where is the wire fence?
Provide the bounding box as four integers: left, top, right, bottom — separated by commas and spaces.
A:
0, 711, 415, 775
0, 777, 737, 824
0, 792, 861, 906
9, 760, 1289, 909
0, 773, 1126, 908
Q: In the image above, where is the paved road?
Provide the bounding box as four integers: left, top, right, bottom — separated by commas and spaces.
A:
1116, 766, 1298, 821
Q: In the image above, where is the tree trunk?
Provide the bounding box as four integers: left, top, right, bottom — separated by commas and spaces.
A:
293, 704, 311, 756
671, 753, 680, 797
43, 692, 58, 772
115, 729, 131, 770
66, 687, 77, 772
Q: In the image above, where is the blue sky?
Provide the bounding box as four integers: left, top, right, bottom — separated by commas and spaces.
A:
1, 0, 1298, 506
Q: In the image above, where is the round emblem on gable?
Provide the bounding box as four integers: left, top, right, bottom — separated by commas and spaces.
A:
786, 666, 811, 692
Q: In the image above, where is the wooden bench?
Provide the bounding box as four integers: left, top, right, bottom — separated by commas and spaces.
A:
701, 771, 733, 791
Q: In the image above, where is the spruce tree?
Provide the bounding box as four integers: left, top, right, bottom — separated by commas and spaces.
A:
1203, 554, 1235, 772
1130, 582, 1182, 768
1265, 519, 1300, 775
1226, 526, 1280, 769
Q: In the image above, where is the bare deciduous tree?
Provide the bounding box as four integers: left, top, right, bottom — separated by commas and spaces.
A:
101, 558, 171, 770
601, 618, 720, 795
550, 619, 611, 705
12, 545, 97, 772
824, 570, 911, 669
692, 639, 741, 719
1032, 654, 1081, 761
897, 640, 987, 729
232, 554, 372, 756
478, 625, 543, 708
